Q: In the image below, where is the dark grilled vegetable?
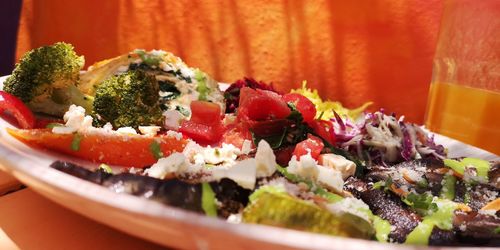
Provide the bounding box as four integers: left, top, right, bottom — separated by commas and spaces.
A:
345, 177, 420, 243
50, 161, 251, 217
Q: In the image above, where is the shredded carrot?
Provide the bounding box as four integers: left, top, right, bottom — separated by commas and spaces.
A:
481, 198, 500, 211
390, 184, 408, 197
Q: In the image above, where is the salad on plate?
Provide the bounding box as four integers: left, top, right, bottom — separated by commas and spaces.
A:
0, 42, 498, 247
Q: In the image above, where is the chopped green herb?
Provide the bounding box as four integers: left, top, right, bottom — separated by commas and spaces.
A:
372, 181, 385, 190
71, 133, 82, 151
402, 192, 438, 216
416, 178, 429, 189
134, 49, 162, 66
250, 128, 287, 150
439, 174, 456, 200
444, 158, 491, 181
494, 227, 500, 234
149, 140, 164, 159
286, 103, 303, 122
194, 69, 209, 101
317, 111, 325, 120
201, 183, 218, 217
384, 177, 393, 192
45, 123, 64, 128
405, 199, 458, 245
158, 81, 181, 102
175, 106, 190, 117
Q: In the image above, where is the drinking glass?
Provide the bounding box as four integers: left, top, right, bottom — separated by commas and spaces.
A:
425, 0, 500, 155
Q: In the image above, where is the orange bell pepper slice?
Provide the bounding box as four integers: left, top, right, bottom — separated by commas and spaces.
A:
7, 128, 187, 168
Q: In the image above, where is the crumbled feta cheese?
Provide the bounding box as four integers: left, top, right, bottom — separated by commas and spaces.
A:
212, 158, 257, 189
226, 213, 242, 224
316, 166, 344, 194
145, 153, 190, 179
149, 49, 166, 57
193, 143, 241, 167
116, 127, 138, 135
166, 130, 183, 140
255, 140, 277, 177
288, 154, 344, 193
183, 141, 204, 159
163, 110, 184, 130
241, 139, 252, 154
52, 105, 93, 134
288, 154, 319, 180
318, 154, 356, 180
180, 67, 194, 79
138, 126, 161, 136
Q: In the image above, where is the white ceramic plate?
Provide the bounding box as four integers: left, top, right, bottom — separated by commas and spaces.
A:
0, 76, 498, 250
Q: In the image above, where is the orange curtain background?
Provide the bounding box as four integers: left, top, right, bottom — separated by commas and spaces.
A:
16, 0, 443, 123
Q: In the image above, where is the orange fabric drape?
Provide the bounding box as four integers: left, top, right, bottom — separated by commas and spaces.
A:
16, 0, 443, 123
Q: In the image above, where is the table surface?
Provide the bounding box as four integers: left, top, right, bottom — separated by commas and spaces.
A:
0, 169, 167, 250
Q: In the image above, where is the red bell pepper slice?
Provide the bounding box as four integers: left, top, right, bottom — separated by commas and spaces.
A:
0, 91, 35, 129
7, 128, 187, 168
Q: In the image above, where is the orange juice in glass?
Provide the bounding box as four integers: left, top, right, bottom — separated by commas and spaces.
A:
425, 0, 499, 155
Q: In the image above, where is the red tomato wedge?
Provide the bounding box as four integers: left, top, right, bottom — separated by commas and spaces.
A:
293, 134, 325, 160
282, 93, 316, 124
0, 91, 35, 129
179, 101, 224, 144
238, 87, 291, 121
311, 120, 336, 145
189, 101, 222, 125
6, 128, 187, 168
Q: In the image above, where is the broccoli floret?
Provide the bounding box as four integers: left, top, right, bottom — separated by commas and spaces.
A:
92, 70, 164, 128
3, 42, 89, 116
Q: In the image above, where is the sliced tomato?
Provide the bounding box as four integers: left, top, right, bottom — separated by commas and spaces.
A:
238, 87, 291, 121
220, 126, 252, 149
282, 93, 316, 124
179, 101, 223, 144
311, 120, 336, 145
180, 121, 223, 144
0, 91, 35, 129
189, 101, 222, 125
7, 128, 187, 168
293, 134, 324, 160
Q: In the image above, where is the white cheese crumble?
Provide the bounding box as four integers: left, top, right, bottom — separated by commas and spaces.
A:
287, 154, 344, 194
192, 143, 242, 167
138, 126, 161, 136
146, 140, 263, 189
116, 127, 138, 135
163, 110, 184, 130
318, 154, 356, 180
52, 105, 93, 134
255, 140, 277, 177
166, 130, 183, 140
241, 139, 252, 154
212, 158, 257, 189
145, 153, 191, 179
226, 213, 243, 224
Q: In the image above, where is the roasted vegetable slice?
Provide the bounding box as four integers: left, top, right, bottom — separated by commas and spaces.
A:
7, 128, 187, 167
242, 188, 374, 239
